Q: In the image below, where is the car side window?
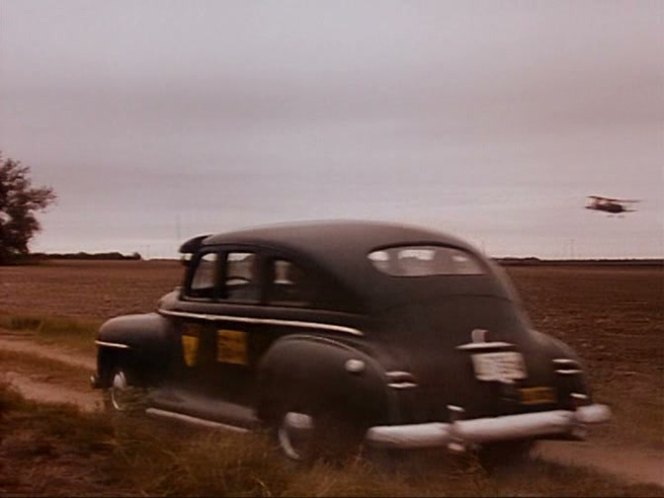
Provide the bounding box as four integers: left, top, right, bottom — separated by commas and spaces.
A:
188, 252, 218, 298
223, 252, 258, 302
266, 259, 311, 307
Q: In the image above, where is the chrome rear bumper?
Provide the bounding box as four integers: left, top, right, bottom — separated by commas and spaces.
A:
365, 404, 611, 449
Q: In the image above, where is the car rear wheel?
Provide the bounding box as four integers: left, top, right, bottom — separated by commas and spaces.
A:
277, 412, 314, 461
273, 409, 366, 464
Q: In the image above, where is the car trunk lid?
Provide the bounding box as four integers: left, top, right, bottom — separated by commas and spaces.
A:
376, 295, 561, 420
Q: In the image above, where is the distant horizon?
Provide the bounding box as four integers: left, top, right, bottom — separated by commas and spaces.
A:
27, 248, 664, 263
30, 210, 664, 260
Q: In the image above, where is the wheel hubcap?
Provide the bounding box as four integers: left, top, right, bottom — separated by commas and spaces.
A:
110, 370, 138, 411
278, 412, 313, 460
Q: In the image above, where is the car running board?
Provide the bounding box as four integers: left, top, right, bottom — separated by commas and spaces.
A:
146, 408, 252, 433
148, 388, 260, 431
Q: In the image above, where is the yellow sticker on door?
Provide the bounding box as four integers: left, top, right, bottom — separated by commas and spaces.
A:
181, 334, 199, 367
217, 329, 248, 365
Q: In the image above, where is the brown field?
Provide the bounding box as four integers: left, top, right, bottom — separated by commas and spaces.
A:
0, 260, 662, 495
507, 265, 664, 447
0, 260, 183, 321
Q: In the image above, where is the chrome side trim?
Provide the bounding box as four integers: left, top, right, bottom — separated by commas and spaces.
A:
554, 359, 582, 375
456, 341, 513, 351
388, 382, 418, 389
158, 308, 363, 336
286, 334, 363, 353
386, 371, 418, 389
553, 358, 579, 365
145, 408, 249, 433
95, 340, 130, 349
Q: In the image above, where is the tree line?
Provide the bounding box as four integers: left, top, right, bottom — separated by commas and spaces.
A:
0, 152, 56, 264
27, 252, 142, 261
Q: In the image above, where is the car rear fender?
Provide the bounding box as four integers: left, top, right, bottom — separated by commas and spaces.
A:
256, 334, 391, 426
95, 312, 175, 387
532, 330, 592, 404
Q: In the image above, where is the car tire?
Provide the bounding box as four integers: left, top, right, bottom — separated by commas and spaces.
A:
103, 367, 147, 415
272, 408, 366, 464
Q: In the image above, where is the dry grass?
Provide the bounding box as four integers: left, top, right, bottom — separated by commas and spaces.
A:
1, 384, 661, 497
0, 314, 100, 354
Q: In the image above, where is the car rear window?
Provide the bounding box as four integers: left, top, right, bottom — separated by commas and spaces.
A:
368, 246, 484, 276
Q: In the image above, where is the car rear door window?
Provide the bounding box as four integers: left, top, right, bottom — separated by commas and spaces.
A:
266, 259, 311, 307
223, 252, 259, 302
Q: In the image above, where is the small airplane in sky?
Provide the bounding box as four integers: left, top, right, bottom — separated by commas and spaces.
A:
585, 195, 640, 214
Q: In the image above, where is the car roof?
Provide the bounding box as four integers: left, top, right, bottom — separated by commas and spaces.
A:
182, 221, 504, 307
202, 220, 476, 260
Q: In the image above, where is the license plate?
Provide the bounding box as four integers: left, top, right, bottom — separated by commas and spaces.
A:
519, 386, 556, 405
471, 352, 527, 381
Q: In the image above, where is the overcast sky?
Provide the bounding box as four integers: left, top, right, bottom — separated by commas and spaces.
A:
1, 0, 662, 258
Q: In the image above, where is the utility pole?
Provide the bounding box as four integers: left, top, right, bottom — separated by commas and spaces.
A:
176, 213, 181, 242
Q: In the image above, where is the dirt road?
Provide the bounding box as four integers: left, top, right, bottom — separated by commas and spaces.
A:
0, 331, 102, 412
1, 329, 662, 488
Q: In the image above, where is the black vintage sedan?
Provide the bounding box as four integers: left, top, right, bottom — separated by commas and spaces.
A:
91, 221, 610, 461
